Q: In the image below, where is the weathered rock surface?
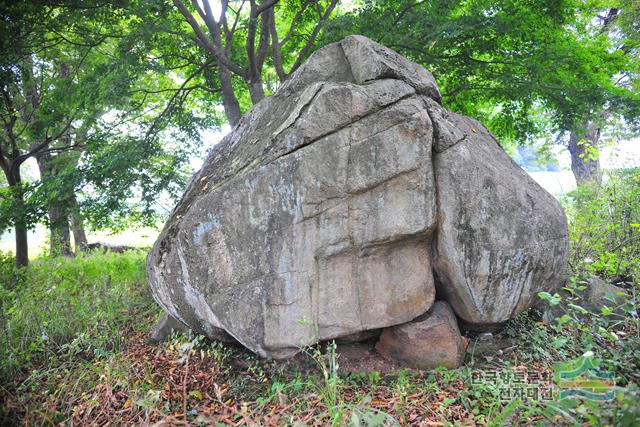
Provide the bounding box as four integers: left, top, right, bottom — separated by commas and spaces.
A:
427, 98, 569, 327
582, 276, 627, 314
147, 35, 568, 360
376, 301, 465, 369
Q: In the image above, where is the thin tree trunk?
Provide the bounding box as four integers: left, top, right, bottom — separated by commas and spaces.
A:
49, 204, 72, 257
69, 195, 88, 252
568, 121, 602, 186
37, 154, 72, 257
248, 77, 265, 104
218, 64, 242, 127
14, 222, 28, 268
5, 166, 29, 267
268, 10, 287, 82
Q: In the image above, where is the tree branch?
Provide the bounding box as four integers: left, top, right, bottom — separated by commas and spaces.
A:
279, 2, 309, 47
1, 87, 20, 159
33, 142, 87, 157
0, 135, 10, 174
229, 0, 246, 40
19, 116, 77, 165
256, 6, 272, 72
288, 0, 339, 74
172, 0, 246, 77
256, 0, 279, 15
246, 0, 261, 80
144, 59, 219, 141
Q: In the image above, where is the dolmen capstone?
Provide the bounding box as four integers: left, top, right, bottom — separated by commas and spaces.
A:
147, 35, 568, 368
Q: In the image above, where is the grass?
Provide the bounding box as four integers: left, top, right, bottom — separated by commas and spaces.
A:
1, 253, 638, 426
0, 249, 159, 424
1, 171, 639, 425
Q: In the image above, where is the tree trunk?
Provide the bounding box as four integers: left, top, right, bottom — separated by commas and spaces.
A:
14, 222, 28, 268
5, 166, 29, 267
37, 154, 73, 257
49, 204, 72, 257
248, 77, 265, 105
69, 195, 88, 252
218, 63, 242, 127
568, 121, 602, 186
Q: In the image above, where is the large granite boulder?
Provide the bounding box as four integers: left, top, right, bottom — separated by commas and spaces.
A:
147, 35, 568, 359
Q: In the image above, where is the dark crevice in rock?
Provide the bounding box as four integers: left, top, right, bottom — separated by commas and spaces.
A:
339, 36, 441, 103
298, 196, 346, 223
352, 114, 412, 144
422, 98, 466, 154
352, 232, 366, 333
433, 135, 467, 154
430, 152, 481, 319
343, 164, 424, 201
357, 228, 435, 255
271, 83, 325, 139
338, 41, 356, 83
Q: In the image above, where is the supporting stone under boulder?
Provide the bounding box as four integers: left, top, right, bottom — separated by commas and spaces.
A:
376, 301, 465, 369
147, 35, 569, 365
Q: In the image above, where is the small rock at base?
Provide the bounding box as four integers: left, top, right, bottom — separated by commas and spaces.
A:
149, 312, 188, 342
375, 301, 465, 369
542, 275, 628, 324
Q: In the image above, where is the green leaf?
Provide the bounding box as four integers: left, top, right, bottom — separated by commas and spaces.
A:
601, 306, 613, 316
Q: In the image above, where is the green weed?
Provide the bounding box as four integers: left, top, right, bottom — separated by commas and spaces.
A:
0, 249, 155, 381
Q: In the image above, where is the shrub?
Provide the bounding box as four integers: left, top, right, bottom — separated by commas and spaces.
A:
537, 169, 640, 386
561, 169, 640, 282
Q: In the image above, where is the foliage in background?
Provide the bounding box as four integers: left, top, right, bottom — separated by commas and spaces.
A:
0, 1, 221, 263
562, 169, 640, 282
532, 170, 640, 392
324, 0, 640, 184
